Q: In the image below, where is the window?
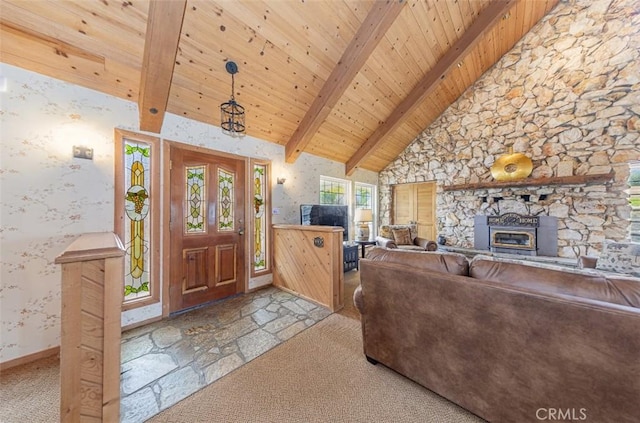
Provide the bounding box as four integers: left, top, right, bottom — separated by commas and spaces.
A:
252, 160, 271, 275
629, 162, 640, 241
355, 183, 374, 209
114, 129, 160, 310
355, 182, 377, 238
318, 177, 378, 241
320, 176, 350, 205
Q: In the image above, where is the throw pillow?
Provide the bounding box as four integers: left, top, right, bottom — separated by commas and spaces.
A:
392, 228, 412, 245
379, 225, 393, 239
596, 240, 640, 277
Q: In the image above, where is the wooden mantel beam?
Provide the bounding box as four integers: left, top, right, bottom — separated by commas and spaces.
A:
345, 0, 516, 176
138, 0, 187, 133
284, 0, 406, 164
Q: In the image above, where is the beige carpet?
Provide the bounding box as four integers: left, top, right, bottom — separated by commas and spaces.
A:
0, 353, 59, 423
149, 313, 483, 423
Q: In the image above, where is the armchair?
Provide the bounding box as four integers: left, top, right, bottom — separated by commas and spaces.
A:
376, 224, 438, 252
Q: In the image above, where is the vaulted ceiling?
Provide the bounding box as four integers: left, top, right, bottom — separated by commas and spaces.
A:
0, 0, 559, 174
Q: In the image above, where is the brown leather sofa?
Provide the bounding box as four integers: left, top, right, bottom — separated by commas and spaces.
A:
354, 248, 640, 423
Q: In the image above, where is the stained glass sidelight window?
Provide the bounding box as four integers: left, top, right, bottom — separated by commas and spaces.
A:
253, 165, 267, 272
218, 168, 235, 231
123, 141, 152, 300
185, 166, 207, 233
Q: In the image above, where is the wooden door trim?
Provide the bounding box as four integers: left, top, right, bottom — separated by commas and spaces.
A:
161, 140, 250, 318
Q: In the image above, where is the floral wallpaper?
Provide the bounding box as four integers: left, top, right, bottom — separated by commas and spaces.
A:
0, 63, 377, 364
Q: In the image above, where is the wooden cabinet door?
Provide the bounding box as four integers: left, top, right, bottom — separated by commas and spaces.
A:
393, 183, 414, 225
392, 182, 436, 240
415, 183, 436, 240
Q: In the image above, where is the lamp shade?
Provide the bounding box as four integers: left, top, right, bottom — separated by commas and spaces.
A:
354, 208, 373, 222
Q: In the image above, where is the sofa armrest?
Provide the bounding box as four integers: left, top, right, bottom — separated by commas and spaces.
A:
414, 237, 438, 251
578, 256, 598, 269
353, 284, 364, 314
375, 236, 397, 249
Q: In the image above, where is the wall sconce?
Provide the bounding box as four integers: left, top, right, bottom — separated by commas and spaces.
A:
276, 177, 286, 185
73, 145, 94, 160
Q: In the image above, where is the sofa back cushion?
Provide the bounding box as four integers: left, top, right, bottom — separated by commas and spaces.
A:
366, 247, 469, 276
470, 256, 640, 308
595, 240, 640, 277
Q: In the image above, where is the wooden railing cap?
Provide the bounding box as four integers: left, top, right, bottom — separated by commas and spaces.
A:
55, 232, 125, 264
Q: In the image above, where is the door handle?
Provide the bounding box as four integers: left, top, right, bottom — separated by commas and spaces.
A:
238, 228, 245, 235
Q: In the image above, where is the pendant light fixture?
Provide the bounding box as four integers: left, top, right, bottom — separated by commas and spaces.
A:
220, 61, 245, 136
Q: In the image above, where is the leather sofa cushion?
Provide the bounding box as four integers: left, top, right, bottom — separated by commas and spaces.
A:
470, 256, 640, 308
365, 247, 469, 276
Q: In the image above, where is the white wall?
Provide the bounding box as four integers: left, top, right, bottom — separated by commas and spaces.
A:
0, 63, 377, 363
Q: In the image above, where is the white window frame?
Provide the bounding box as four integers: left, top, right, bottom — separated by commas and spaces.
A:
355, 182, 378, 239
319, 175, 351, 206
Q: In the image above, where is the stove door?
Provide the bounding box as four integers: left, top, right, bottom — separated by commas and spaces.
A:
490, 228, 536, 251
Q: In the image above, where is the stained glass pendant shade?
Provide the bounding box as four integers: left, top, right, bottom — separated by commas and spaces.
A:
220, 61, 245, 136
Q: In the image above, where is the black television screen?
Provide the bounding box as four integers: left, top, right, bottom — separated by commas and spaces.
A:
300, 204, 349, 242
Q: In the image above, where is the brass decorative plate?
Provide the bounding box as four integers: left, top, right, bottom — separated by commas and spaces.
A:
490, 152, 533, 181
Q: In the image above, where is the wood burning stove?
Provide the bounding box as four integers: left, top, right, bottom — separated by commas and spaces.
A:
474, 213, 558, 257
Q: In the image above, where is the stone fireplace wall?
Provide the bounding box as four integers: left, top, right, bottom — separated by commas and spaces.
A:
379, 0, 640, 259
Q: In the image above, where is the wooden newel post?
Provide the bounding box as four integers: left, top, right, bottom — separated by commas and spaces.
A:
55, 232, 125, 422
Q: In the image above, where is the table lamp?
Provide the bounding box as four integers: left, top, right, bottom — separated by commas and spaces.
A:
354, 208, 373, 241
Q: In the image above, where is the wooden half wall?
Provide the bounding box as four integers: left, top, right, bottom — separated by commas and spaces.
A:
55, 232, 125, 422
272, 225, 344, 312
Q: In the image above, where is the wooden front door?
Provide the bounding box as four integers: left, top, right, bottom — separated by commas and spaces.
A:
169, 145, 245, 313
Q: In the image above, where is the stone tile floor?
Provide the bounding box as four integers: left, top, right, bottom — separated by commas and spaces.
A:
119, 286, 332, 423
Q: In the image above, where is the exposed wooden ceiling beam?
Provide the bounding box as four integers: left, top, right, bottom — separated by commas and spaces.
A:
345, 0, 516, 175
138, 0, 186, 133
284, 0, 406, 164
0, 21, 105, 65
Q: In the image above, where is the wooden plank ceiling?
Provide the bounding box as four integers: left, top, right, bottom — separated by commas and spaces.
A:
0, 0, 559, 174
